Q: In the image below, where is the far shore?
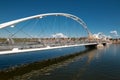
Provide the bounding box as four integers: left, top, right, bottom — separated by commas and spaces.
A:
110, 39, 120, 44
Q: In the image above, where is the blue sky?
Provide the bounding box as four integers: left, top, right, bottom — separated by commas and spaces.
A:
0, 0, 120, 38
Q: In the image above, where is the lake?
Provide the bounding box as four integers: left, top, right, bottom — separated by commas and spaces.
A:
0, 44, 120, 80
27, 44, 120, 80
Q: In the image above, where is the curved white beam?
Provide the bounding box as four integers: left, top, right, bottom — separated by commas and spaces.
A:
0, 13, 92, 35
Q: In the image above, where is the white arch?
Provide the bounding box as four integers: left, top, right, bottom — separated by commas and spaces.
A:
0, 13, 92, 36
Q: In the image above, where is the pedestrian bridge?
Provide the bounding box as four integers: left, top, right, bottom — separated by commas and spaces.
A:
0, 13, 108, 54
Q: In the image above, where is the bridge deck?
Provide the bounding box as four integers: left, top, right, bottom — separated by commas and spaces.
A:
0, 43, 97, 55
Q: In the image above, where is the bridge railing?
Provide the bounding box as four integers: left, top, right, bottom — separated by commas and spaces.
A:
0, 38, 101, 51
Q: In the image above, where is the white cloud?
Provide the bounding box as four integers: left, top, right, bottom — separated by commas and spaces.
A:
52, 33, 68, 38
93, 32, 111, 39
110, 30, 119, 36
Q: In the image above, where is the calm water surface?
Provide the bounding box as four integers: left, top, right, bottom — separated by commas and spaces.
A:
0, 46, 85, 69
1, 44, 120, 80
30, 44, 120, 80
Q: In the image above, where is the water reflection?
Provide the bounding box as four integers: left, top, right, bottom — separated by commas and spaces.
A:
22, 44, 120, 80
14, 48, 98, 80
1, 44, 120, 80
112, 44, 120, 56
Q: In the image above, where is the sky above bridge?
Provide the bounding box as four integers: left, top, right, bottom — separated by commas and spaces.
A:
0, 0, 120, 38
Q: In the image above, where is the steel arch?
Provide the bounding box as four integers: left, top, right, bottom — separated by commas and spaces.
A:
0, 13, 92, 36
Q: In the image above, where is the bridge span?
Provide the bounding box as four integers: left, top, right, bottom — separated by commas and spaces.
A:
0, 43, 97, 54
0, 13, 108, 55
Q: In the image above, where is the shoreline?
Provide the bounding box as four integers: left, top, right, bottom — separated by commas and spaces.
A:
110, 39, 120, 44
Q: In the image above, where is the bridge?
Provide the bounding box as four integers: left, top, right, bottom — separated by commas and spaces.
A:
0, 13, 108, 54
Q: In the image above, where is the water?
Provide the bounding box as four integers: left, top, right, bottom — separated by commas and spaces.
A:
26, 44, 120, 80
0, 46, 85, 69
1, 44, 120, 80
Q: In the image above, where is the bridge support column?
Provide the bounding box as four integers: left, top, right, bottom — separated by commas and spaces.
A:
96, 43, 107, 48
97, 43, 104, 48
